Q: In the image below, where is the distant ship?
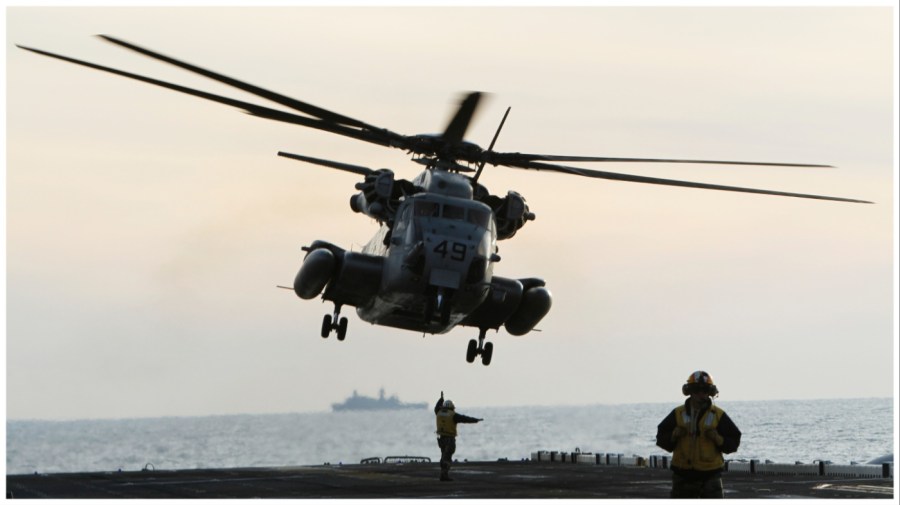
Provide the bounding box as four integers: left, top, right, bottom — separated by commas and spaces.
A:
332, 388, 428, 411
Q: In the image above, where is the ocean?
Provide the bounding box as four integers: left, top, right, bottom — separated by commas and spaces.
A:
5, 398, 894, 475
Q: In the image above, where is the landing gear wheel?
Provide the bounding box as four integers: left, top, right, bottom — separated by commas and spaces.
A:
320, 303, 346, 340
465, 328, 494, 366
337, 317, 348, 341
481, 342, 493, 366
466, 339, 477, 363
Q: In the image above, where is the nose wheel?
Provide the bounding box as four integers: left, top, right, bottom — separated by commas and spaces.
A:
466, 328, 493, 366
321, 304, 348, 341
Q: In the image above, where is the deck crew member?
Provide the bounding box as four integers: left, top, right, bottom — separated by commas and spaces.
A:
656, 371, 742, 498
435, 391, 482, 481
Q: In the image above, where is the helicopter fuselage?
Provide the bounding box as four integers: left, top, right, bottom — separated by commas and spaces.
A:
358, 170, 497, 333
292, 168, 553, 364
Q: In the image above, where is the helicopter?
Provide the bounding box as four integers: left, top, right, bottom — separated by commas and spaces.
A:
18, 36, 872, 366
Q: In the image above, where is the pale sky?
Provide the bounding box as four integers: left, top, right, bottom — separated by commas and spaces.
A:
4, 5, 897, 421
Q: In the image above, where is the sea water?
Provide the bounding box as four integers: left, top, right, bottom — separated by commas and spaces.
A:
6, 398, 893, 475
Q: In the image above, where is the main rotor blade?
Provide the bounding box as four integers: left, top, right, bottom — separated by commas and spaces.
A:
473, 106, 511, 184
513, 161, 873, 203
277, 151, 375, 176
442, 92, 482, 146
492, 153, 833, 168
19, 39, 864, 204
16, 44, 402, 149
98, 35, 385, 133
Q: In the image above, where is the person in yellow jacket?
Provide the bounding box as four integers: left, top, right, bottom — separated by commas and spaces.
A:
656, 371, 741, 498
434, 391, 482, 481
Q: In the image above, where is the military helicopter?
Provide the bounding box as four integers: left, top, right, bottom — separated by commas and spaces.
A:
18, 37, 872, 366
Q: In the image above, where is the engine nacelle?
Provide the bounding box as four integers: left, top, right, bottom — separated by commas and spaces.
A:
294, 248, 335, 299
350, 169, 396, 222
496, 191, 536, 240
474, 188, 536, 241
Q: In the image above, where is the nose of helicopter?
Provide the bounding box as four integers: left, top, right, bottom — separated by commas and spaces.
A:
420, 231, 489, 291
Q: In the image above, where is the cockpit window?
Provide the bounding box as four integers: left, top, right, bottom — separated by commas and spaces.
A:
411, 199, 491, 228
467, 208, 491, 228
414, 201, 439, 217
442, 204, 465, 220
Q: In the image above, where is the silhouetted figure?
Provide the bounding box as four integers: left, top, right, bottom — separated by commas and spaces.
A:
434, 391, 482, 481
656, 371, 741, 498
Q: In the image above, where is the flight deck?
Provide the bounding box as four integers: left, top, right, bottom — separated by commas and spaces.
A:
6, 459, 894, 499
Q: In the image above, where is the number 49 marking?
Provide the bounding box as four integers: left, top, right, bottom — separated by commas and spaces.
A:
433, 240, 467, 261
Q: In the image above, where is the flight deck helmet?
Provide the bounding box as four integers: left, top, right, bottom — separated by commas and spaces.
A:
443, 400, 455, 410
682, 371, 719, 397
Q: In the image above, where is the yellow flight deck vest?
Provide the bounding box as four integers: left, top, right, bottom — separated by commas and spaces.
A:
672, 404, 725, 471
436, 409, 457, 437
